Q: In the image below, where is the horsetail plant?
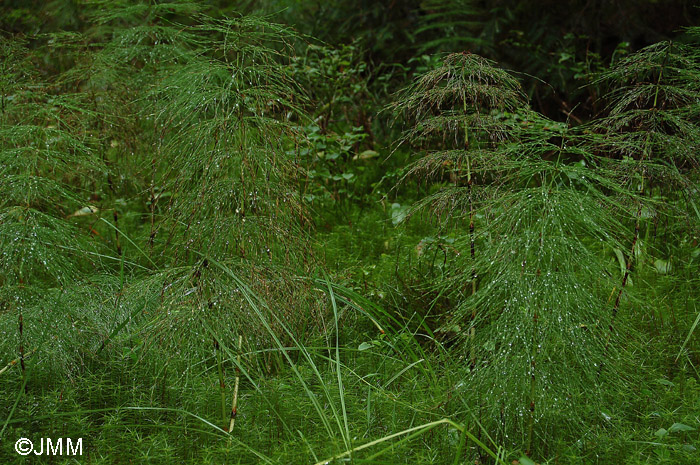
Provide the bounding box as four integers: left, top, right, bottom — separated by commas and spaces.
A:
391, 52, 527, 364
0, 36, 108, 388
392, 52, 642, 458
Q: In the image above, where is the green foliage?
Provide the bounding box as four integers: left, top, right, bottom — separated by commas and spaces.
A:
0, 3, 699, 465
391, 45, 699, 458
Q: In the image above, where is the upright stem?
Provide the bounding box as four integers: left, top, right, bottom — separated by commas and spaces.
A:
18, 259, 27, 393
19, 310, 25, 393
613, 205, 641, 321
652, 41, 672, 109
601, 97, 654, 373
148, 60, 162, 253
463, 104, 483, 457
148, 153, 157, 250
113, 211, 125, 337
526, 269, 540, 458
228, 335, 243, 433
468, 162, 476, 369
463, 104, 477, 371
215, 337, 226, 423
600, 42, 668, 373
526, 310, 538, 456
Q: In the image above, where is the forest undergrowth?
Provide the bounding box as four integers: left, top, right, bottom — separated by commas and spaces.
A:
1, 2, 699, 464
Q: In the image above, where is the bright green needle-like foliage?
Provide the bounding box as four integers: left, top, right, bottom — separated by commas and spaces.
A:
1, 4, 699, 464
0, 37, 110, 386
1, 5, 325, 388
392, 52, 649, 456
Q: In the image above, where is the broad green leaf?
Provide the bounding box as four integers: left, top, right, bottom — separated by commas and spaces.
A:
669, 423, 695, 433
358, 342, 373, 351
654, 259, 671, 274
613, 248, 626, 277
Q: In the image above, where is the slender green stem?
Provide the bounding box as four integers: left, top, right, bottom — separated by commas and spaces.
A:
228, 335, 243, 433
